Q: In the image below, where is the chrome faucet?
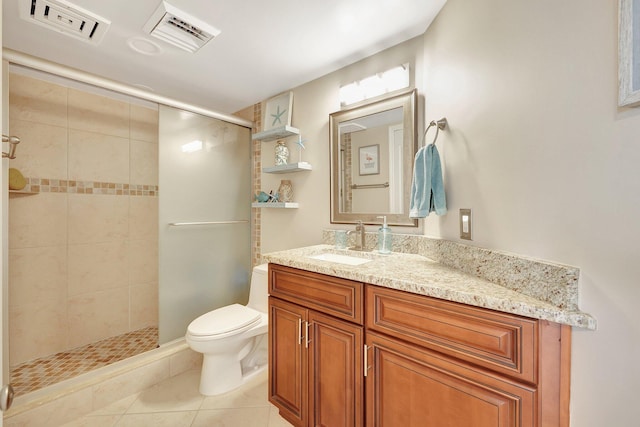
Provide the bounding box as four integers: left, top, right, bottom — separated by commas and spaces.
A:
348, 220, 366, 251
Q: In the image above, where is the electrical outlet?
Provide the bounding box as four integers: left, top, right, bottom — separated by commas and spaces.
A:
460, 209, 472, 240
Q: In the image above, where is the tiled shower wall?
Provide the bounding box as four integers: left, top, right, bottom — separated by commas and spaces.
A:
7, 73, 159, 366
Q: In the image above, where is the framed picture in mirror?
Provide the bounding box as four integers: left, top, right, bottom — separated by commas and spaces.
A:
359, 144, 380, 175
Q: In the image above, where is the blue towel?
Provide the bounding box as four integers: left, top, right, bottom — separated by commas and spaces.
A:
409, 144, 447, 218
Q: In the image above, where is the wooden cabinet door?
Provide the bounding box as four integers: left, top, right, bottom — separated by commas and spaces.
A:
308, 311, 364, 427
366, 331, 536, 427
269, 297, 308, 427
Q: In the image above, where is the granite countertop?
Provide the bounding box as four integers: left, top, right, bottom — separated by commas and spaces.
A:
263, 244, 596, 330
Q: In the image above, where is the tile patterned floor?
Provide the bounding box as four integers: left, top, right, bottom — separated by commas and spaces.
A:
10, 326, 158, 395
61, 368, 293, 427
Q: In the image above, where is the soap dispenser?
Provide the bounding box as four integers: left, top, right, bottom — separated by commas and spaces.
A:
377, 216, 392, 254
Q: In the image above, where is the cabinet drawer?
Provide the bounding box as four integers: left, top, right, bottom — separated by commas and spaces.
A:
269, 264, 363, 324
367, 286, 537, 383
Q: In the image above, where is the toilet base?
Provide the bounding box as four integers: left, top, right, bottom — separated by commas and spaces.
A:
199, 354, 268, 396
197, 334, 268, 396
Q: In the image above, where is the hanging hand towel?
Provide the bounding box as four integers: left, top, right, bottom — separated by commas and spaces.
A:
409, 144, 447, 218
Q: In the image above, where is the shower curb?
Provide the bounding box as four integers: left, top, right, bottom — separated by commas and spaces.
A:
4, 338, 201, 427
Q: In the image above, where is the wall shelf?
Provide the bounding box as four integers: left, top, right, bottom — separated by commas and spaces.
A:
263, 162, 312, 174
9, 189, 38, 196
252, 125, 300, 141
252, 202, 299, 209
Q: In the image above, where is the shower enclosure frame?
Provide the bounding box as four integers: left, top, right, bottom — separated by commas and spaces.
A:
1, 49, 254, 394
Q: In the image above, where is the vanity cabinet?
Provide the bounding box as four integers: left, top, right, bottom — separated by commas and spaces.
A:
366, 285, 570, 427
269, 265, 571, 427
269, 264, 364, 427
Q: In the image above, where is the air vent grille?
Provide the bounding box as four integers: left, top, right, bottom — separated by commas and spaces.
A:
19, 0, 110, 44
143, 2, 220, 53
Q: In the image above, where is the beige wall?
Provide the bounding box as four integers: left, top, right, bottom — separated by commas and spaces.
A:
8, 73, 159, 366
422, 1, 636, 425
258, 1, 637, 425
258, 35, 425, 255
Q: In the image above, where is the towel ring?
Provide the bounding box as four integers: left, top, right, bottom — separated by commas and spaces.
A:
421, 118, 448, 147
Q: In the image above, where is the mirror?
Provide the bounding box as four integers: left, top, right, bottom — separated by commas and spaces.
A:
330, 89, 418, 227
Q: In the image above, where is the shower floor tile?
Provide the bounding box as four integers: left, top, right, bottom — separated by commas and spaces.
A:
10, 326, 158, 395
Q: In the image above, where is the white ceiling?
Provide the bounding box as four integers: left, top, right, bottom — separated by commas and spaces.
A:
2, 0, 446, 114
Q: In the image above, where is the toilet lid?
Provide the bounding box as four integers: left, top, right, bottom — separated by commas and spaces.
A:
188, 304, 262, 337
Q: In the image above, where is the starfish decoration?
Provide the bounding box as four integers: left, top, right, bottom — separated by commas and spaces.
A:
295, 136, 306, 150
271, 105, 287, 126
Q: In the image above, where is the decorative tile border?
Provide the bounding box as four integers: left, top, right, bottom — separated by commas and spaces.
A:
252, 102, 262, 266
19, 177, 158, 196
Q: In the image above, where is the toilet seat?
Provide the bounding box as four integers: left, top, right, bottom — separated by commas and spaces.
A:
188, 304, 262, 339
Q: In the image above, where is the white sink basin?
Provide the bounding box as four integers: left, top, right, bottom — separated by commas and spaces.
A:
306, 252, 372, 266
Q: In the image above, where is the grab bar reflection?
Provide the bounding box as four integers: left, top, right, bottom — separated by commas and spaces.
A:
168, 220, 249, 226
350, 182, 389, 190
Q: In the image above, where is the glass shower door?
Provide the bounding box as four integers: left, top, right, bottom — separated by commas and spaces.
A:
158, 106, 251, 344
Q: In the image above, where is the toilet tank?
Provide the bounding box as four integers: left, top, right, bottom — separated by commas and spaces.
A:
247, 263, 269, 312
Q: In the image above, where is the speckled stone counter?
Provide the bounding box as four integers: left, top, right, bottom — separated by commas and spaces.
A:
263, 243, 596, 330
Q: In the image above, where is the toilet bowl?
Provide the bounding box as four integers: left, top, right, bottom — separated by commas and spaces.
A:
186, 263, 269, 396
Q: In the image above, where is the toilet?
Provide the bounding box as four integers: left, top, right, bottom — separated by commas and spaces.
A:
186, 263, 269, 396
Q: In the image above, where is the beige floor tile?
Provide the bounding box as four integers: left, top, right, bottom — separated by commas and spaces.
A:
4, 388, 92, 427
92, 358, 170, 409
191, 407, 271, 427
201, 369, 269, 410
115, 411, 196, 427
269, 405, 294, 427
126, 369, 204, 414
61, 414, 121, 427
58, 359, 289, 427
91, 393, 139, 416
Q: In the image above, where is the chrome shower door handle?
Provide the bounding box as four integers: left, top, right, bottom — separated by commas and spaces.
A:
0, 383, 14, 411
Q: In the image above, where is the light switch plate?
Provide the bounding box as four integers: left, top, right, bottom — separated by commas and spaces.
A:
460, 209, 472, 240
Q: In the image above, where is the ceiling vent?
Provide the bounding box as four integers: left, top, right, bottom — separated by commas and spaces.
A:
19, 0, 110, 44
143, 1, 220, 53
